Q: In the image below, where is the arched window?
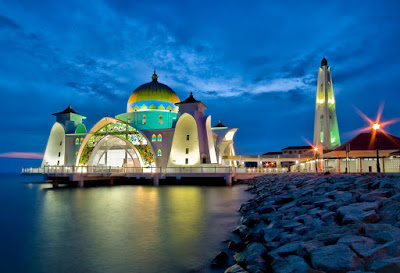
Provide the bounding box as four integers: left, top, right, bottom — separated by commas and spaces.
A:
152, 134, 156, 142
157, 149, 162, 157
158, 134, 162, 142
75, 151, 78, 157
80, 138, 84, 144
159, 115, 163, 125
128, 116, 131, 123
142, 114, 146, 124
75, 138, 79, 145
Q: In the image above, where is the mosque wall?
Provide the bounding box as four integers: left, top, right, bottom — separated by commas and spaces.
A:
168, 113, 200, 167
41, 122, 65, 167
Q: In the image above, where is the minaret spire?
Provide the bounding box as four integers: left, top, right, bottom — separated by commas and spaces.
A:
313, 58, 340, 150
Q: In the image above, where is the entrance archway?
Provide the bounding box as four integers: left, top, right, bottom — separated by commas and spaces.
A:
88, 135, 142, 168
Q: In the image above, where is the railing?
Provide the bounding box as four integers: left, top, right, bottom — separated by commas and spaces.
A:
22, 166, 288, 175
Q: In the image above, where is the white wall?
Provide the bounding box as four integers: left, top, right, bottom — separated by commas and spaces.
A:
41, 122, 65, 167
168, 113, 200, 166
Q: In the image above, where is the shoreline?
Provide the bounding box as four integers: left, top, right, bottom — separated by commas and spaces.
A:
211, 173, 400, 273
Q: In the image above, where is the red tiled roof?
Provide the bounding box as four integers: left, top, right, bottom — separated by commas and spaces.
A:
335, 131, 400, 151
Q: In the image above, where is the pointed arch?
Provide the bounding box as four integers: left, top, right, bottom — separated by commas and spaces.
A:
76, 117, 155, 167
168, 113, 200, 166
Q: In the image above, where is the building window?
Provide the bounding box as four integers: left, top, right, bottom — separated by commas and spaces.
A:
142, 114, 146, 124
80, 138, 84, 144
186, 148, 189, 154
185, 158, 189, 164
157, 149, 162, 157
60, 141, 62, 146
75, 138, 79, 145
128, 116, 131, 123
186, 134, 190, 141
152, 134, 156, 142
58, 152, 61, 157
158, 134, 162, 142
289, 151, 292, 154
159, 115, 163, 125
57, 160, 60, 166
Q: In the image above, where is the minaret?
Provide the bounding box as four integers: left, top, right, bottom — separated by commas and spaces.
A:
313, 58, 340, 150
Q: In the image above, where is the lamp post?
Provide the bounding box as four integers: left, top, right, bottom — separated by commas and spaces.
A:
314, 147, 318, 172
372, 123, 381, 173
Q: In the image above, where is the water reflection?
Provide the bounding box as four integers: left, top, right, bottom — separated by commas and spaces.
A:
28, 185, 251, 273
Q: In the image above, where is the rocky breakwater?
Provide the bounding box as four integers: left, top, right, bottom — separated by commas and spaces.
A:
213, 174, 400, 273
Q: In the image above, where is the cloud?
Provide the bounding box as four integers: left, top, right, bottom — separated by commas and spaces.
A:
0, 152, 43, 159
0, 15, 20, 29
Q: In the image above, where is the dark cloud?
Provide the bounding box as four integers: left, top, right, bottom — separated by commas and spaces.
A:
0, 15, 19, 29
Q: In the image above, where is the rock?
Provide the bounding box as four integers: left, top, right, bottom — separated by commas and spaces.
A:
368, 257, 400, 272
232, 225, 250, 238
233, 242, 267, 264
271, 255, 310, 273
283, 222, 302, 232
256, 203, 276, 214
263, 227, 281, 242
306, 225, 358, 245
333, 191, 353, 202
241, 213, 260, 227
211, 251, 229, 267
224, 264, 248, 273
339, 201, 383, 212
297, 240, 324, 258
363, 224, 400, 244
360, 189, 392, 201
228, 240, 236, 250
311, 244, 364, 272
268, 241, 301, 259
274, 194, 294, 205
279, 233, 302, 244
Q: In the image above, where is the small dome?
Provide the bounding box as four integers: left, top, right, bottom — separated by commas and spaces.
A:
127, 72, 180, 109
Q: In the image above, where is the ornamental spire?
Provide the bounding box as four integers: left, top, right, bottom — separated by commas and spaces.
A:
152, 69, 158, 82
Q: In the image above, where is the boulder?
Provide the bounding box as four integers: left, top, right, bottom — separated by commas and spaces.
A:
211, 251, 229, 267
224, 264, 248, 273
233, 242, 267, 264
368, 257, 400, 272
297, 240, 324, 258
232, 225, 250, 239
268, 241, 302, 259
263, 227, 281, 242
271, 255, 310, 273
311, 244, 364, 272
360, 189, 392, 201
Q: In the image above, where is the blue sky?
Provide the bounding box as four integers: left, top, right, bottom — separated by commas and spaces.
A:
1, 0, 400, 172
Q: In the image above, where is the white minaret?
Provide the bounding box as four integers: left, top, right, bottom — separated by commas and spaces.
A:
313, 58, 340, 150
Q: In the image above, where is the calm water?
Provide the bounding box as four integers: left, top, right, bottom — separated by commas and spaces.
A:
0, 174, 251, 273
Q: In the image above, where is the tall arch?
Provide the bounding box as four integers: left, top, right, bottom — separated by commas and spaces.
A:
168, 113, 200, 166
41, 122, 65, 167
76, 117, 155, 167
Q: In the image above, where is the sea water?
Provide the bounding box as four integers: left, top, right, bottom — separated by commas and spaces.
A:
0, 174, 251, 273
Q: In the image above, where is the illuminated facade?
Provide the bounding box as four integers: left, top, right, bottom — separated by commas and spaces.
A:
41, 72, 237, 169
313, 58, 341, 150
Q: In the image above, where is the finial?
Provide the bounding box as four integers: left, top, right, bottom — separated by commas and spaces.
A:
68, 104, 71, 109
152, 70, 158, 82
321, 58, 328, 67
219, 120, 221, 123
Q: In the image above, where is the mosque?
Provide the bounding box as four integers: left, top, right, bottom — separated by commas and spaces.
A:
41, 72, 238, 170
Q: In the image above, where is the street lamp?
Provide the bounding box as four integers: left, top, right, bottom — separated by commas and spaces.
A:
314, 147, 318, 172
372, 123, 381, 173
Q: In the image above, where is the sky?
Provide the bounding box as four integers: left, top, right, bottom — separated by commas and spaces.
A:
1, 0, 400, 172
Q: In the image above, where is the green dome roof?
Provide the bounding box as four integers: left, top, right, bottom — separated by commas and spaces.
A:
127, 72, 180, 106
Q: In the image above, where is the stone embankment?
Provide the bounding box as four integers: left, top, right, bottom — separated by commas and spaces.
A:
212, 174, 400, 273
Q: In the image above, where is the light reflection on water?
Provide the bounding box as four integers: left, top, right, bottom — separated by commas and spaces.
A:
1, 175, 251, 273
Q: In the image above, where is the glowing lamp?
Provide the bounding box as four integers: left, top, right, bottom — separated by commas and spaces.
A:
372, 123, 380, 130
